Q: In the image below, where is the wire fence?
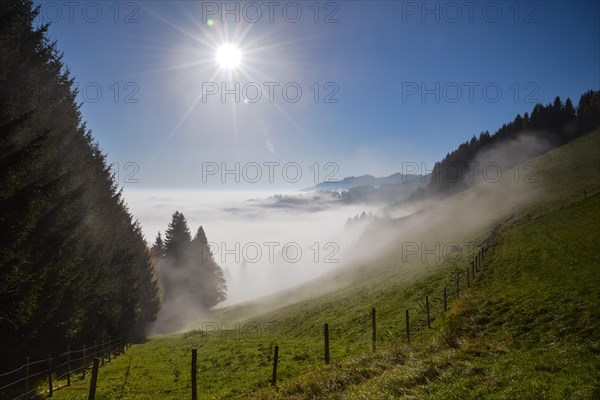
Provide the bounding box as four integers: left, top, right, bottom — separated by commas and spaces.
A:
3, 189, 594, 399
197, 225, 498, 399
260, 189, 593, 391
0, 336, 130, 400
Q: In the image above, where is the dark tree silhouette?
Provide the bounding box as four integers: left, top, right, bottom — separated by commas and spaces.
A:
164, 211, 192, 265
0, 0, 160, 368
152, 232, 166, 259
154, 215, 228, 330
577, 90, 600, 135
191, 226, 227, 309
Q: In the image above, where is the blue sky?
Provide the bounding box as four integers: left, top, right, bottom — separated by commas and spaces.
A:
38, 1, 599, 190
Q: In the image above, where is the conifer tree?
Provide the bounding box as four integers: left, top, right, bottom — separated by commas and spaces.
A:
164, 211, 192, 264
191, 226, 227, 309
0, 0, 160, 367
152, 232, 166, 259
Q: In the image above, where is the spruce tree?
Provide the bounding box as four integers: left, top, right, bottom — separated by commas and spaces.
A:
164, 211, 192, 264
192, 226, 227, 309
0, 0, 160, 367
577, 90, 600, 134
152, 232, 166, 259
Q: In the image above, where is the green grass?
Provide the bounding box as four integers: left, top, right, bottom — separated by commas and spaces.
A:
52, 131, 600, 399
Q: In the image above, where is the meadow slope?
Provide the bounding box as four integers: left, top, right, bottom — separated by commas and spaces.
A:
52, 131, 600, 399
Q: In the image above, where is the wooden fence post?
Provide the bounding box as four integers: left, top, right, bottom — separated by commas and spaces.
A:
47, 357, 53, 397
271, 345, 279, 387
82, 344, 86, 379
324, 323, 330, 364
456, 272, 460, 298
191, 348, 197, 400
405, 309, 410, 343
67, 345, 71, 386
426, 296, 431, 328
371, 308, 377, 352
25, 357, 30, 394
466, 268, 470, 288
87, 358, 99, 400
443, 287, 447, 312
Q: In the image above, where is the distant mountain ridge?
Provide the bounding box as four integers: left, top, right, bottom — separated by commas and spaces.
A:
302, 173, 426, 192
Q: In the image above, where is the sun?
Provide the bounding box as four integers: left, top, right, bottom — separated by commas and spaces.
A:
216, 44, 242, 70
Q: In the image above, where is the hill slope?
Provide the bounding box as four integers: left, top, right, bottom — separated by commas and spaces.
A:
51, 131, 600, 399
255, 177, 600, 399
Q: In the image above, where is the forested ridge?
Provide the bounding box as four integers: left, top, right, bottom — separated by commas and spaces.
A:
0, 1, 160, 369
412, 90, 600, 199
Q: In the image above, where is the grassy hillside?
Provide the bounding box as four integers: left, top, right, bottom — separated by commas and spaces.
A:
52, 131, 600, 399
254, 186, 600, 399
